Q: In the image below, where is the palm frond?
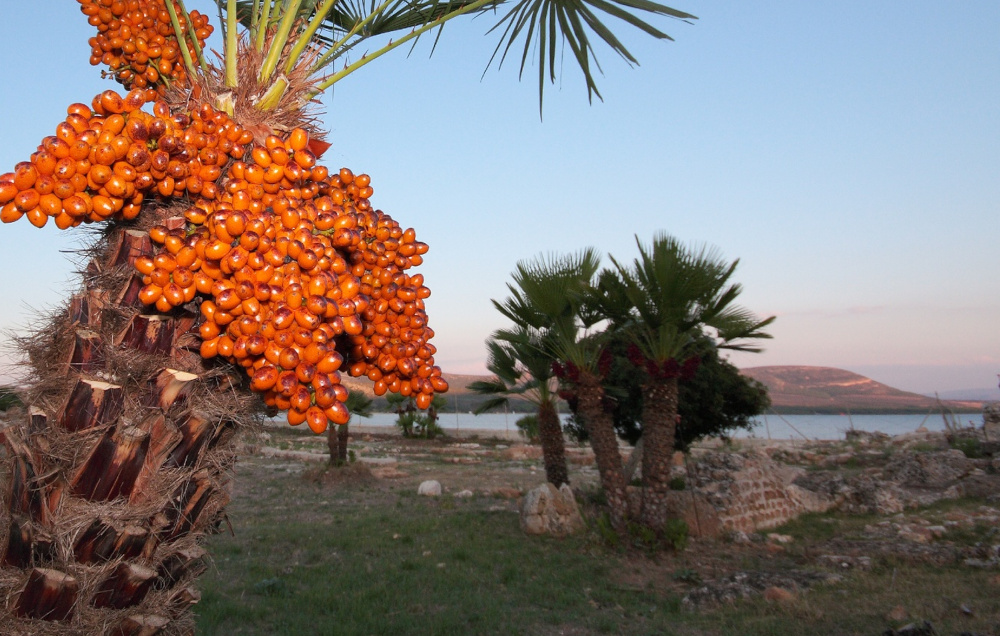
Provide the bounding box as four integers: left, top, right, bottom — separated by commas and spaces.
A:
487, 0, 694, 111
345, 388, 375, 418
471, 395, 513, 414
230, 0, 693, 110
611, 233, 774, 362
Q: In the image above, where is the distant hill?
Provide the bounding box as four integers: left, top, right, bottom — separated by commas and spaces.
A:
345, 366, 987, 414
741, 366, 984, 414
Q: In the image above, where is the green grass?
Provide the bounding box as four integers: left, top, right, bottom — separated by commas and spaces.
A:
198, 461, 686, 635
196, 458, 1000, 636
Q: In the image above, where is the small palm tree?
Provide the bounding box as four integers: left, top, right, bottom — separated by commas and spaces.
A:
329, 389, 374, 465
489, 250, 631, 530
470, 326, 569, 486
605, 233, 774, 530
386, 393, 445, 437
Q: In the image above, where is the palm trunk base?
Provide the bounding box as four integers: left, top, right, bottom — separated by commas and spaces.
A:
1, 215, 255, 634
537, 402, 569, 487
575, 373, 629, 532
639, 377, 678, 532
337, 425, 349, 464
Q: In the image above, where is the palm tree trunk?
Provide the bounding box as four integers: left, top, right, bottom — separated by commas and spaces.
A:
537, 400, 569, 487
640, 375, 678, 530
1, 216, 250, 633
327, 424, 340, 463
337, 424, 349, 464
575, 371, 629, 532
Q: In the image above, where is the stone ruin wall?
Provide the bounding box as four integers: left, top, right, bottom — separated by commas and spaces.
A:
678, 451, 833, 537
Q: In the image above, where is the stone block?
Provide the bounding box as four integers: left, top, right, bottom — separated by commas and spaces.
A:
520, 483, 584, 537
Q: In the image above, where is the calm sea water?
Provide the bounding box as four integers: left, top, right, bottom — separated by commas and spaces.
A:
346, 411, 986, 441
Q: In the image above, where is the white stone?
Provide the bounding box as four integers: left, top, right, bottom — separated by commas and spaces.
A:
455, 489, 474, 498
418, 480, 442, 496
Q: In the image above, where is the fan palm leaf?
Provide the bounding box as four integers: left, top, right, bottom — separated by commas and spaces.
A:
229, 0, 694, 110
608, 232, 774, 363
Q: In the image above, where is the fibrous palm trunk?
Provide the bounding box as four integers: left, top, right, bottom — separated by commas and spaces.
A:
537, 400, 569, 487
327, 424, 341, 464
0, 214, 255, 634
639, 376, 678, 531
337, 424, 349, 464
574, 371, 629, 532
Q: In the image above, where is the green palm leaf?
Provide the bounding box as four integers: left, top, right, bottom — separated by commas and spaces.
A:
609, 232, 774, 363
227, 0, 694, 111
486, 0, 694, 111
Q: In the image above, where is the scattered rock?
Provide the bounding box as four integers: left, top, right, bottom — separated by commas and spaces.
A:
963, 557, 999, 568
925, 525, 947, 538
882, 621, 937, 636
258, 446, 327, 463
958, 473, 1000, 499
821, 453, 855, 467
820, 537, 959, 566
492, 487, 522, 500
845, 429, 890, 444
455, 489, 474, 498
418, 480, 442, 496
502, 445, 543, 461
898, 527, 932, 544
359, 457, 397, 465
371, 466, 408, 479
767, 533, 794, 544
762, 586, 795, 603
682, 570, 840, 608
567, 451, 595, 466
816, 555, 872, 570
883, 450, 974, 488
728, 531, 752, 545
984, 403, 1000, 439
520, 483, 585, 537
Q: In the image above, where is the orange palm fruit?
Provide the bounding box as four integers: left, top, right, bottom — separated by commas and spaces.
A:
305, 406, 328, 434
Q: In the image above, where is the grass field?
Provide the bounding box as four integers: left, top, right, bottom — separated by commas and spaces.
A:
195, 431, 1000, 635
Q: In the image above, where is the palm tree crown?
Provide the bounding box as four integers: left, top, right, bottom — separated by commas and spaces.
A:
234, 0, 696, 111
469, 327, 555, 414
605, 233, 774, 368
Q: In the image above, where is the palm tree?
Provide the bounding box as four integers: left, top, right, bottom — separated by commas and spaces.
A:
0, 1, 694, 629
489, 250, 631, 530
329, 389, 374, 464
469, 326, 569, 486
604, 233, 774, 530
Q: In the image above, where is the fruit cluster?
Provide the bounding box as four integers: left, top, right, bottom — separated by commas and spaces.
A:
1, 89, 447, 433
0, 88, 247, 229
78, 0, 212, 93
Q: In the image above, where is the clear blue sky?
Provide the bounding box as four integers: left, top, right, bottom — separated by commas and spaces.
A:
0, 1, 997, 396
